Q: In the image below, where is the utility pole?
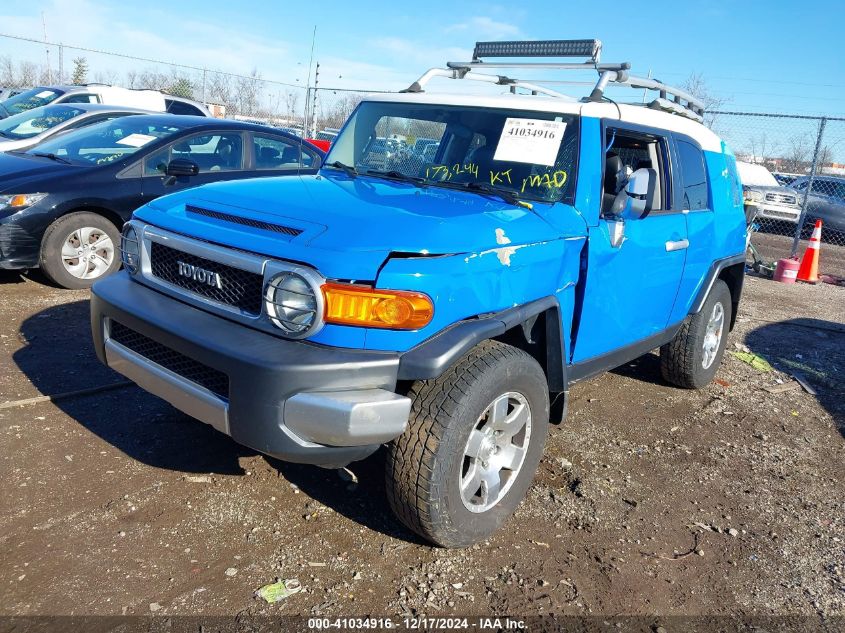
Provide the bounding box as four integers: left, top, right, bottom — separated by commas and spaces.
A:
58, 43, 64, 82
41, 12, 51, 84
302, 26, 317, 141
311, 62, 320, 137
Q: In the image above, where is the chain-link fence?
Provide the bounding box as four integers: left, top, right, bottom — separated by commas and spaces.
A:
712, 111, 845, 280
0, 32, 383, 138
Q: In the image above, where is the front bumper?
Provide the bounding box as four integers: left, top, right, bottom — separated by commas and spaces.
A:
0, 220, 41, 269
91, 272, 411, 468
745, 201, 801, 223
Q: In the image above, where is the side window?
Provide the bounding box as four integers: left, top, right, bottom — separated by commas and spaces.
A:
62, 93, 99, 104
253, 134, 315, 169
810, 179, 831, 195
602, 128, 670, 214
166, 100, 205, 116
723, 154, 743, 208
676, 139, 709, 210
144, 132, 244, 175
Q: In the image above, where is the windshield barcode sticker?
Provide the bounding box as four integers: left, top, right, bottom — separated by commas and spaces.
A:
116, 133, 157, 147
494, 118, 566, 166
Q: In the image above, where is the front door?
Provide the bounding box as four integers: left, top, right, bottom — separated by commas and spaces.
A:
572, 125, 688, 363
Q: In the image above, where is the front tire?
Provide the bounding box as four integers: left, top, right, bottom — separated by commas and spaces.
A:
661, 279, 732, 389
39, 212, 121, 289
385, 340, 550, 548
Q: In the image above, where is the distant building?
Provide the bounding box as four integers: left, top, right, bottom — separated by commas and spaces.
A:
204, 101, 226, 118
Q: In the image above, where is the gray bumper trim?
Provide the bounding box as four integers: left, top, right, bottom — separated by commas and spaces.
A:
104, 339, 230, 435
285, 390, 411, 447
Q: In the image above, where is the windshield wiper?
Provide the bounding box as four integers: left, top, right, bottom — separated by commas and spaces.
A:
436, 180, 522, 206
30, 152, 72, 165
327, 161, 358, 178
364, 169, 428, 188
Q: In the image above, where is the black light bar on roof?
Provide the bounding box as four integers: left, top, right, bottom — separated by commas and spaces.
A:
472, 39, 601, 61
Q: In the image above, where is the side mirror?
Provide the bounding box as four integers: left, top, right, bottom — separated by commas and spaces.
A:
622, 168, 657, 219
165, 158, 199, 177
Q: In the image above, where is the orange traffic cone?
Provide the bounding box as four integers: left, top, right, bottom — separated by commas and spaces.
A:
796, 219, 822, 284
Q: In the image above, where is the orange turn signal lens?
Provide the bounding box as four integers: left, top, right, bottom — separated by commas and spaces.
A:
322, 283, 434, 330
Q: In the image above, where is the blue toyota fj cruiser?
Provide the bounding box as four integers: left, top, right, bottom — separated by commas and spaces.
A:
91, 41, 746, 547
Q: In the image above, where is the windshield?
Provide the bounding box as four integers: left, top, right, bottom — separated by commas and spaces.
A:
0, 104, 85, 140
24, 117, 185, 165
1, 87, 65, 117
325, 101, 579, 203
736, 161, 779, 187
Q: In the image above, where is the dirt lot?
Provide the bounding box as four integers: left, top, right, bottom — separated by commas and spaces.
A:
1, 269, 843, 624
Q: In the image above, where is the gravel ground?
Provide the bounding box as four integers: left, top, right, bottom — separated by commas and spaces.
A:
0, 269, 843, 622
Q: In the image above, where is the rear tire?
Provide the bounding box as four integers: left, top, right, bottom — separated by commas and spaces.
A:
385, 340, 549, 548
39, 212, 121, 290
661, 279, 732, 389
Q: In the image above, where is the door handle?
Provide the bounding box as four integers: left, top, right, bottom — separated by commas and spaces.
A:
665, 239, 689, 252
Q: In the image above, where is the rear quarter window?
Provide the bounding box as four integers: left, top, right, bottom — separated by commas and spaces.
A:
676, 139, 709, 210
723, 153, 743, 208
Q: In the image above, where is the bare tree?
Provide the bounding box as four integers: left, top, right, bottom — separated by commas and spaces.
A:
235, 68, 262, 116
782, 135, 812, 173
321, 93, 364, 129
747, 133, 780, 167
681, 72, 728, 129
284, 90, 300, 124
0, 56, 15, 86
18, 61, 38, 87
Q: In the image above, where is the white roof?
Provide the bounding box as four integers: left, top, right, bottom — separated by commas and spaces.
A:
362, 91, 723, 153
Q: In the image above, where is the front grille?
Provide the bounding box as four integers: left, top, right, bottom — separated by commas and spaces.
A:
765, 192, 797, 205
149, 241, 264, 314
110, 321, 229, 399
186, 205, 303, 237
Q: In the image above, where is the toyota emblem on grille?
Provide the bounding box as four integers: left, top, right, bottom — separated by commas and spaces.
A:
177, 260, 223, 289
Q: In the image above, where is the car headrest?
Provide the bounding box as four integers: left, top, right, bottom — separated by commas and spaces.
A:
605, 153, 626, 193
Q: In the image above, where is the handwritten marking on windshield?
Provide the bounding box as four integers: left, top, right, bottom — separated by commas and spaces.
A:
521, 170, 568, 193
424, 165, 569, 196
426, 163, 479, 181
490, 169, 513, 186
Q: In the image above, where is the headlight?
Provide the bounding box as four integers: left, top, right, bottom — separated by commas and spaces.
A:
265, 270, 324, 338
0, 193, 48, 212
744, 190, 763, 202
120, 223, 141, 274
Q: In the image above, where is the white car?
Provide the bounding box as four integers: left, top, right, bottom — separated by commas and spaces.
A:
0, 85, 210, 120
0, 103, 147, 152
736, 161, 802, 223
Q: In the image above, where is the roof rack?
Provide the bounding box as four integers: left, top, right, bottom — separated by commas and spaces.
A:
401, 39, 705, 123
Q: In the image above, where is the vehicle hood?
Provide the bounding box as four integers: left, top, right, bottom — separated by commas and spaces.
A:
134, 172, 579, 280
0, 151, 83, 192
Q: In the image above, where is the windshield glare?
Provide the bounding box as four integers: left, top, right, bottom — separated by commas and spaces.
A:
0, 104, 85, 140
26, 117, 184, 165
1, 87, 65, 116
326, 101, 578, 203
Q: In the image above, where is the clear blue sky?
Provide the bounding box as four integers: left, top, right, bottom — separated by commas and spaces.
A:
1, 0, 844, 117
